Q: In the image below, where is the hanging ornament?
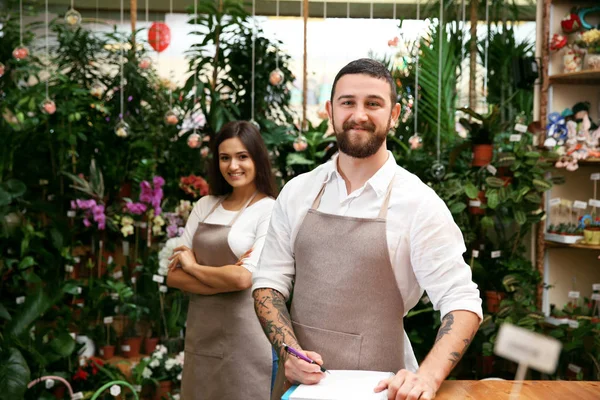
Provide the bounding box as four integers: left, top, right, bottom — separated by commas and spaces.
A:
40, 98, 56, 115
65, 8, 82, 26
148, 22, 171, 53
12, 46, 29, 60
249, 119, 260, 129
293, 135, 308, 152
164, 110, 178, 125
430, 161, 445, 180
90, 81, 104, 98
269, 68, 285, 86
115, 120, 130, 138
138, 56, 152, 69
0, 62, 5, 77
187, 133, 201, 149
200, 146, 210, 158
408, 134, 423, 150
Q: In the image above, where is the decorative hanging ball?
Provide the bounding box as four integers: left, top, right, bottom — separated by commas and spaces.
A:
0, 62, 5, 77
408, 134, 423, 150
90, 81, 105, 98
187, 133, 201, 149
12, 46, 29, 60
40, 98, 56, 115
148, 22, 171, 53
138, 56, 152, 70
164, 110, 179, 125
65, 8, 82, 26
430, 162, 446, 180
269, 68, 285, 86
115, 120, 130, 138
200, 146, 210, 158
293, 135, 308, 152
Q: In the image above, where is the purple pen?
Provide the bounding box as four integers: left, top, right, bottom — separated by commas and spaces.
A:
283, 343, 329, 373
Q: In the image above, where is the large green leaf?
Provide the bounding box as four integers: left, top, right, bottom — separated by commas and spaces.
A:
286, 153, 314, 166
5, 289, 57, 338
0, 304, 11, 321
464, 182, 479, 199
49, 332, 76, 357
0, 347, 30, 399
0, 188, 11, 207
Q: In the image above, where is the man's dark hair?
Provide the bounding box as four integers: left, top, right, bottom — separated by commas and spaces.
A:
208, 121, 278, 198
330, 58, 397, 106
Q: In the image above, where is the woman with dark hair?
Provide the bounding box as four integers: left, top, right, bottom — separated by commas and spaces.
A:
167, 120, 277, 399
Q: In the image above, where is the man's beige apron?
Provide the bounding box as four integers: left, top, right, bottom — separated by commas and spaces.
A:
271, 179, 406, 400
181, 194, 272, 400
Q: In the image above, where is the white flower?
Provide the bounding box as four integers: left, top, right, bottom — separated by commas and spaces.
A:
154, 351, 164, 360
158, 237, 181, 272
175, 351, 185, 366
158, 266, 168, 276
150, 359, 160, 368
177, 373, 182, 381
142, 367, 153, 379
156, 344, 168, 354
172, 395, 180, 400
165, 358, 177, 371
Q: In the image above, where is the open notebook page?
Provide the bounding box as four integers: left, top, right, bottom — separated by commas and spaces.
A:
288, 370, 394, 400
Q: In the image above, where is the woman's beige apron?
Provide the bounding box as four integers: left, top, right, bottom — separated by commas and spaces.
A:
181, 194, 272, 400
271, 179, 406, 400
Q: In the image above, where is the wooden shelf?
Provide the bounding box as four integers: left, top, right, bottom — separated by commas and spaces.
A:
545, 240, 600, 250
549, 70, 600, 85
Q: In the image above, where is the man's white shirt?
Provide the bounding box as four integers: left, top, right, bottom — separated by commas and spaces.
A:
252, 151, 483, 371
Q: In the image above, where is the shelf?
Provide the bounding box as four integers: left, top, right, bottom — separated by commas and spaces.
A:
545, 240, 600, 250
549, 70, 600, 85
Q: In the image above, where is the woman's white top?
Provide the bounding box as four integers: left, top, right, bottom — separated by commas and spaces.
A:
181, 195, 275, 273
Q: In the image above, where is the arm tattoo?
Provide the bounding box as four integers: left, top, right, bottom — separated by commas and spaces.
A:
253, 288, 299, 359
435, 313, 455, 343
448, 334, 475, 367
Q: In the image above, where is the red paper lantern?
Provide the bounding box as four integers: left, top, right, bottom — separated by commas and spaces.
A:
148, 22, 171, 53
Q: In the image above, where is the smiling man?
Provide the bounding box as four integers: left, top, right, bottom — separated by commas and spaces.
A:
252, 59, 482, 400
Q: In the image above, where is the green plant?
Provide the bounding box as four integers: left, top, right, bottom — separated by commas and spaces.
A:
458, 105, 504, 145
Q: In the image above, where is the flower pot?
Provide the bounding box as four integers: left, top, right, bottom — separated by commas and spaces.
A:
152, 380, 173, 400
485, 290, 506, 314
472, 144, 494, 167
144, 337, 160, 355
100, 345, 115, 360
468, 191, 487, 216
583, 228, 600, 245
587, 53, 600, 70
564, 50, 584, 73
121, 336, 142, 358
52, 385, 66, 399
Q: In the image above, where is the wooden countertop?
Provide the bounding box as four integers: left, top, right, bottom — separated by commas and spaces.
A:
436, 380, 600, 399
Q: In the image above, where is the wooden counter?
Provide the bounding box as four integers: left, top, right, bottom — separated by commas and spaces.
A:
436, 380, 600, 399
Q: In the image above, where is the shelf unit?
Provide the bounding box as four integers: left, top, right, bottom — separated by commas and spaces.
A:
538, 0, 600, 315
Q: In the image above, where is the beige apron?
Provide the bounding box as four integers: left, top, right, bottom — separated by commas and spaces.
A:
181, 194, 272, 400
272, 179, 405, 399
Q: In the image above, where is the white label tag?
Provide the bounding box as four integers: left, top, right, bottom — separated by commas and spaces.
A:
69, 332, 77, 339
137, 222, 148, 228
134, 385, 142, 392
472, 250, 479, 258
514, 123, 528, 133
72, 393, 84, 400
573, 201, 588, 210
591, 173, 600, 181
107, 256, 114, 264
103, 316, 114, 324
76, 302, 84, 308
568, 291, 580, 299
494, 323, 561, 374
159, 285, 168, 293
131, 277, 137, 284
590, 199, 600, 207
510, 134, 522, 142
486, 165, 497, 175
113, 270, 123, 279
152, 274, 165, 283
568, 363, 582, 373
75, 287, 82, 295
491, 250, 502, 259
593, 283, 600, 291
114, 306, 119, 313
16, 296, 25, 304
591, 294, 600, 301
135, 265, 144, 272
469, 200, 482, 207
111, 293, 119, 300
45, 379, 55, 389
122, 241, 129, 256
568, 320, 580, 329
65, 265, 74, 273
73, 256, 81, 263
549, 198, 561, 206
99, 348, 104, 356
67, 210, 76, 217
121, 345, 131, 352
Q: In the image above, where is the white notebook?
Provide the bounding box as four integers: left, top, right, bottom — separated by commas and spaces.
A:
288, 370, 394, 400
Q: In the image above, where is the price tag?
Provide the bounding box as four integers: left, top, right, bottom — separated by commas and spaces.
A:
469, 200, 481, 207
549, 198, 561, 206
121, 345, 131, 352
486, 165, 497, 175
472, 250, 479, 258
568, 364, 582, 373
573, 201, 588, 210
75, 286, 82, 295
45, 379, 55, 389
137, 222, 148, 229
131, 277, 137, 284
67, 210, 76, 217
114, 306, 119, 313
568, 320, 579, 329
72, 393, 84, 400
99, 348, 104, 356
509, 134, 522, 142
73, 256, 80, 263
494, 323, 561, 374
152, 274, 165, 284
47, 194, 55, 201
591, 173, 600, 181
514, 123, 528, 133
110, 385, 121, 396
103, 316, 114, 324
591, 294, 600, 301
593, 283, 600, 291
112, 270, 123, 279
111, 293, 119, 300
159, 285, 168, 293
16, 296, 25, 304
65, 265, 74, 273
107, 255, 114, 265
589, 199, 600, 208
568, 291, 580, 299
135, 265, 144, 272
122, 241, 129, 256
76, 302, 84, 308
39, 179, 49, 185
491, 250, 502, 259
69, 332, 77, 339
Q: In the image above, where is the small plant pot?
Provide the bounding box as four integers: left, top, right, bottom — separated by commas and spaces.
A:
101, 345, 115, 360
144, 337, 160, 354
583, 228, 600, 245
472, 144, 494, 167
468, 191, 487, 215
152, 380, 173, 400
485, 290, 506, 314
121, 336, 142, 358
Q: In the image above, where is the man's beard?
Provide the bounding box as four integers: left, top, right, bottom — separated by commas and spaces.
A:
333, 117, 390, 159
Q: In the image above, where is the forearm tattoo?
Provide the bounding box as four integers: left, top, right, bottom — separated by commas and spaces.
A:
253, 288, 299, 358
435, 313, 454, 343
435, 312, 476, 367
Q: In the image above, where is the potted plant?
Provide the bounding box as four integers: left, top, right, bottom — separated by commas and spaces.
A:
121, 294, 149, 358
458, 105, 503, 167
139, 345, 184, 400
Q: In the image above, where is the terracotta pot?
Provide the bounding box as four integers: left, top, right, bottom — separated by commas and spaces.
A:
144, 337, 159, 354
485, 291, 506, 314
472, 144, 494, 167
152, 380, 173, 400
101, 345, 115, 360
468, 191, 487, 215
121, 336, 142, 358
52, 385, 66, 399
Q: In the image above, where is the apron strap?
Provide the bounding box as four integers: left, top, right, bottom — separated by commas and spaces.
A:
377, 176, 395, 219
201, 196, 227, 223
228, 190, 259, 226
311, 181, 328, 210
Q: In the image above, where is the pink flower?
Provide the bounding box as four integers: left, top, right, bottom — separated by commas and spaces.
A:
153, 176, 165, 188
125, 202, 147, 215
83, 218, 91, 227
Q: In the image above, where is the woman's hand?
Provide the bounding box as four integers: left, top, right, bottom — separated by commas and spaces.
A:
169, 245, 198, 273
235, 248, 253, 266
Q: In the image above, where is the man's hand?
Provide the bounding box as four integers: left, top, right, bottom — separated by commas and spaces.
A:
374, 370, 438, 400
283, 349, 326, 385
168, 245, 197, 273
